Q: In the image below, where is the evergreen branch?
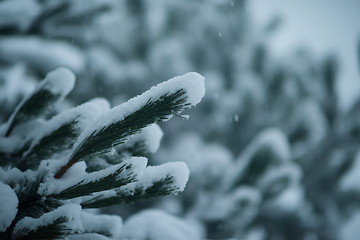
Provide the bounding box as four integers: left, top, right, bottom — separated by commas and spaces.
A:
12, 217, 70, 240
81, 175, 178, 208
4, 68, 74, 137
12, 204, 82, 240
49, 160, 141, 200
5, 89, 60, 137
0, 171, 61, 240
55, 89, 190, 179
14, 171, 61, 221
18, 119, 80, 170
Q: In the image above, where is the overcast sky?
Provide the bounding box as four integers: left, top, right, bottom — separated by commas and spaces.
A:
249, 0, 360, 110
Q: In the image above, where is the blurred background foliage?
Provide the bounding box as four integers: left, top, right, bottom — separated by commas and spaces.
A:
1, 0, 360, 239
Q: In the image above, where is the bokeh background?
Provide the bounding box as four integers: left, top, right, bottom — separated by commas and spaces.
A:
1, 0, 360, 239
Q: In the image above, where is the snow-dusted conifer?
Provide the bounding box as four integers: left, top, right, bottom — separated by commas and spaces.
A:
0, 67, 205, 240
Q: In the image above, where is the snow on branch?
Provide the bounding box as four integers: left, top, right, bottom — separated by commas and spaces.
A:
81, 162, 189, 208
18, 98, 110, 170
4, 68, 75, 137
55, 72, 205, 178
12, 204, 82, 240
43, 157, 147, 199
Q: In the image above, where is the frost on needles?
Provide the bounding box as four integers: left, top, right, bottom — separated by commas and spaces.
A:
0, 67, 205, 240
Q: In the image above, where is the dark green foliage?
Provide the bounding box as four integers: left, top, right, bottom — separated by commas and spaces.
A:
19, 118, 80, 170
0, 67, 202, 240
12, 217, 72, 240
5, 89, 60, 137
81, 175, 176, 208
55, 89, 190, 178
50, 162, 138, 200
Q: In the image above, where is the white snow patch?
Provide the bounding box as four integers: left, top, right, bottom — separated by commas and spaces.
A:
139, 162, 189, 193
81, 212, 122, 239
43, 67, 75, 96
67, 233, 111, 240
0, 182, 18, 232
121, 209, 200, 240
121, 124, 163, 154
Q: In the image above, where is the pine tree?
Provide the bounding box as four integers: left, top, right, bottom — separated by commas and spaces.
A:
0, 67, 205, 240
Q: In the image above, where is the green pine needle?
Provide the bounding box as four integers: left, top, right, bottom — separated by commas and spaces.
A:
50, 162, 138, 200
19, 118, 80, 170
5, 89, 60, 137
55, 89, 189, 178
81, 175, 177, 208
12, 217, 71, 240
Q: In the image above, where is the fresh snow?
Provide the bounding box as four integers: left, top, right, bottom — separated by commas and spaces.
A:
121, 124, 163, 154
43, 67, 75, 97
80, 212, 122, 239
121, 209, 200, 240
137, 162, 189, 192
67, 233, 111, 240
0, 182, 18, 232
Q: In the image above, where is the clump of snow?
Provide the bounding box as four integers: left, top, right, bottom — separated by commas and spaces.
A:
81, 212, 122, 239
0, 182, 18, 232
121, 209, 200, 240
137, 124, 163, 154
13, 204, 82, 236
120, 124, 163, 154
139, 162, 189, 193
43, 67, 75, 97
